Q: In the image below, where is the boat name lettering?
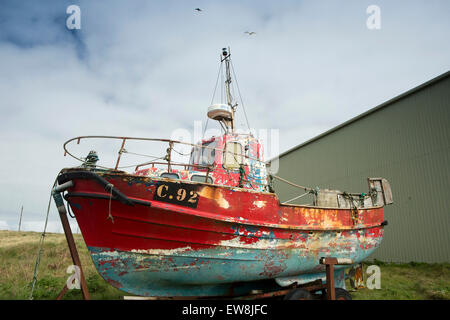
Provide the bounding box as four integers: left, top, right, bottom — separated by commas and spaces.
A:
154, 183, 199, 208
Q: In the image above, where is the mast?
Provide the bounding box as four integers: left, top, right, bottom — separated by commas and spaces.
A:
208, 47, 245, 134
221, 47, 236, 132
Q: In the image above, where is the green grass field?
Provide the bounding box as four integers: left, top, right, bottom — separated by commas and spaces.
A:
0, 230, 124, 300
1, 230, 449, 300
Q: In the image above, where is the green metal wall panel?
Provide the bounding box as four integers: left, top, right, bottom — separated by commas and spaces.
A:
272, 73, 450, 263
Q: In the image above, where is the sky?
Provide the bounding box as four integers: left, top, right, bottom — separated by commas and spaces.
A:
0, 0, 449, 232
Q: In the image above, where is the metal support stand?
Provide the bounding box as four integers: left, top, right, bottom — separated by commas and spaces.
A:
319, 257, 352, 300
52, 184, 90, 300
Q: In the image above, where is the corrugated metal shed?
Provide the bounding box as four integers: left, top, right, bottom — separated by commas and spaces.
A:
271, 71, 450, 263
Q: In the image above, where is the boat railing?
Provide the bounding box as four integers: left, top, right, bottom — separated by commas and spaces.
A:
62, 136, 386, 202
63, 135, 268, 175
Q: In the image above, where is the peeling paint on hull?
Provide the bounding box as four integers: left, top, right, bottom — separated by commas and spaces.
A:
61, 170, 385, 297
89, 229, 379, 297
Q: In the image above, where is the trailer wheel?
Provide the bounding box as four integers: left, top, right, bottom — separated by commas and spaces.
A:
283, 288, 313, 300
334, 288, 352, 300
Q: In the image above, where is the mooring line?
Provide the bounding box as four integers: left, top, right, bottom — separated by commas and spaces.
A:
29, 173, 60, 300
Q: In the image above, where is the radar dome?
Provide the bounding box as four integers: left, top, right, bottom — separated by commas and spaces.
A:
207, 104, 232, 121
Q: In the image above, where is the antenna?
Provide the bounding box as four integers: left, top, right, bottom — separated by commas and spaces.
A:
207, 47, 242, 134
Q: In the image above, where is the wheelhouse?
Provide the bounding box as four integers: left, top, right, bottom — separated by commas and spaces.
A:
187, 133, 268, 191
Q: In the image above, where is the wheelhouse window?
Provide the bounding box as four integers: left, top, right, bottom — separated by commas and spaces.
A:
223, 142, 243, 170
190, 140, 216, 167
191, 175, 213, 184
160, 172, 179, 180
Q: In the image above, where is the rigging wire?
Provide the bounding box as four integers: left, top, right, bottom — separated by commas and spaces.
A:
203, 59, 224, 140
210, 60, 223, 105
282, 191, 312, 205
230, 59, 251, 131
220, 62, 224, 105
172, 148, 192, 156
121, 150, 167, 159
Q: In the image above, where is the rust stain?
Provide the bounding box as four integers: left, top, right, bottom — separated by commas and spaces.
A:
198, 186, 230, 209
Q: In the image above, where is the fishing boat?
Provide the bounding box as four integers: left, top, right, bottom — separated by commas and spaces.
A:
55, 48, 392, 298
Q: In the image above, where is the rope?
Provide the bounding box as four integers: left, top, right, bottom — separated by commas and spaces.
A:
282, 191, 312, 204
29, 174, 59, 300
239, 165, 245, 187
66, 199, 75, 218
342, 191, 360, 225
106, 183, 114, 223
270, 174, 312, 192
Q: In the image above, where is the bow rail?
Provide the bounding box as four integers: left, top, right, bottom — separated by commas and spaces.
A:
63, 135, 268, 173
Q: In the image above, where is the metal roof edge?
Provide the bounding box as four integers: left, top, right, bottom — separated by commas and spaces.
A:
270, 70, 450, 162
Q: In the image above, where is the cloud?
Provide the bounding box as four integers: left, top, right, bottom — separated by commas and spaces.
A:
0, 0, 449, 228
0, 220, 10, 230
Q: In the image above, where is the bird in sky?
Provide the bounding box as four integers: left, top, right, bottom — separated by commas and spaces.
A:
195, 8, 202, 12
244, 31, 256, 35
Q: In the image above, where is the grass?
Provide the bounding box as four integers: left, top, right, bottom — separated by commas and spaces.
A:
347, 261, 450, 300
1, 230, 449, 300
0, 230, 124, 300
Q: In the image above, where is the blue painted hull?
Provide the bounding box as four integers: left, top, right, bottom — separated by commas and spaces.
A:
88, 228, 381, 297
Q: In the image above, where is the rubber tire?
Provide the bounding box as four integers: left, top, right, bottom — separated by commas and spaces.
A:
334, 288, 352, 300
283, 288, 313, 300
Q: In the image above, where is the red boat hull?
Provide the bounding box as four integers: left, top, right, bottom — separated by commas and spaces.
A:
59, 169, 385, 296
